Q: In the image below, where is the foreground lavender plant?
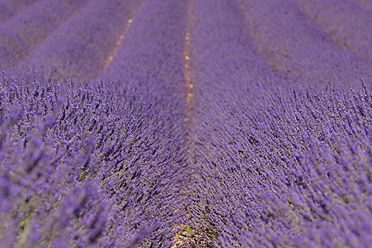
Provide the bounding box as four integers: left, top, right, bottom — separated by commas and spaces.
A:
0, 74, 189, 247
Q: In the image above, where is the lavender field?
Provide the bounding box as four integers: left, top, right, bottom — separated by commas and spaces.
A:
0, 0, 371, 247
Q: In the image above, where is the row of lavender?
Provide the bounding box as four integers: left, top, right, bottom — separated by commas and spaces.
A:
0, 0, 91, 70
15, 0, 143, 83
192, 79, 372, 247
101, 0, 189, 108
100, 1, 196, 245
187, 0, 372, 247
290, 0, 372, 60
0, 77, 185, 247
1, 0, 143, 82
237, 0, 372, 88
0, 1, 193, 247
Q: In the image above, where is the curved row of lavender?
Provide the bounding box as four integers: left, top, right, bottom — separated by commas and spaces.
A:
0, 0, 39, 23
186, 0, 283, 245
101, 0, 195, 245
1, 0, 193, 247
0, 0, 91, 69
238, 0, 372, 88
7, 0, 142, 83
100, 0, 189, 108
291, 0, 372, 61
0, 0, 372, 247
193, 78, 372, 248
188, 0, 372, 247
0, 75, 187, 247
